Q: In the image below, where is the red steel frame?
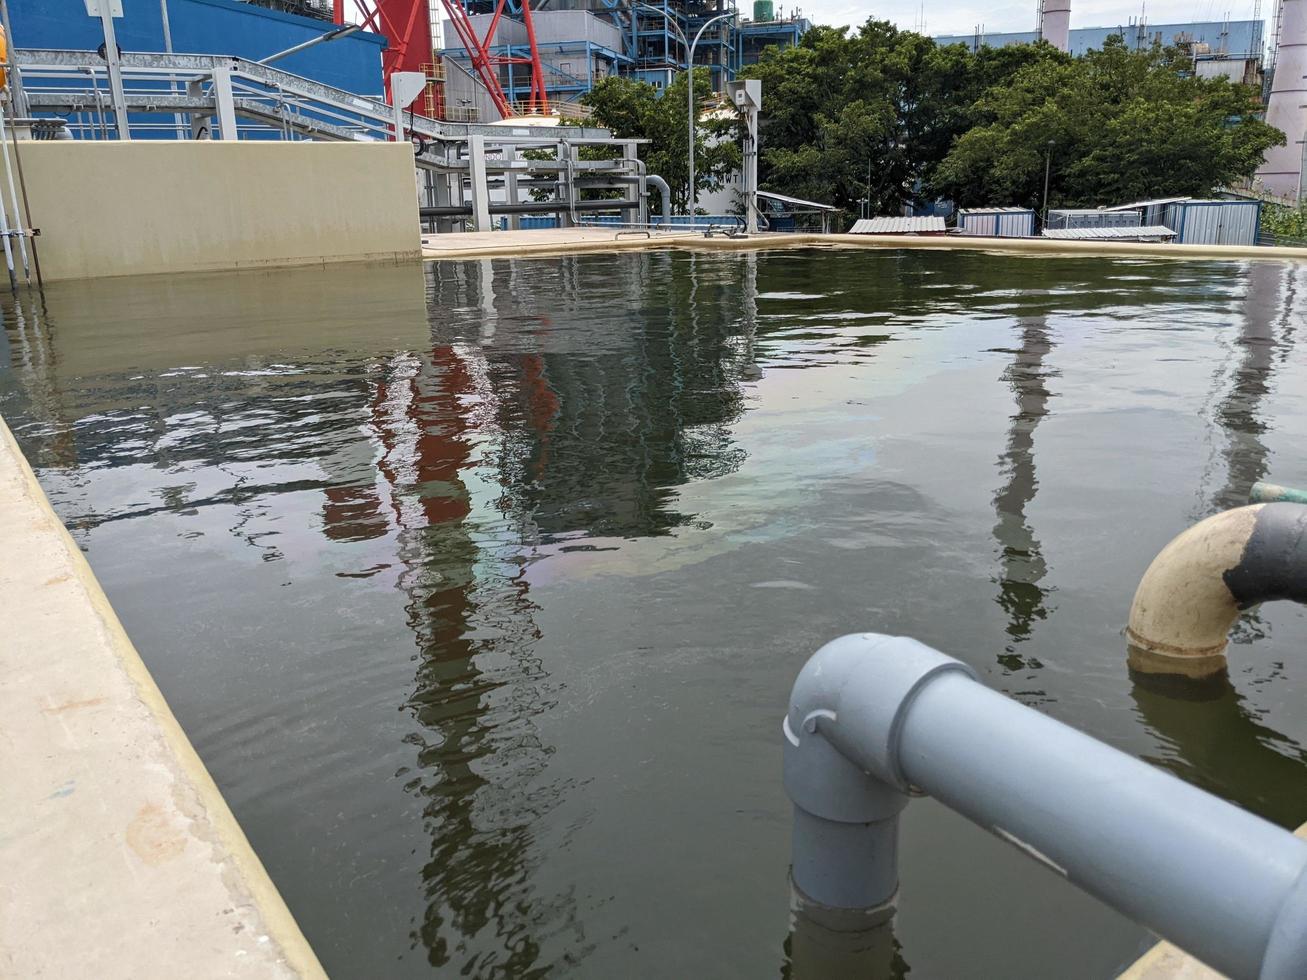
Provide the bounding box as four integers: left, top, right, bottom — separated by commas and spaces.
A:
336, 0, 548, 120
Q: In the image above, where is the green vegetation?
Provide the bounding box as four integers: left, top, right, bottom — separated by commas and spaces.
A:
584, 21, 1282, 221
928, 36, 1281, 210
1262, 202, 1307, 243
582, 69, 740, 213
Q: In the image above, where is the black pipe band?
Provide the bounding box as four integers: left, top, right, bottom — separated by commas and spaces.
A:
1223, 503, 1307, 609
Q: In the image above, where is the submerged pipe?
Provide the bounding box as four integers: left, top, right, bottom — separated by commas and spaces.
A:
1252, 482, 1307, 506
785, 633, 1307, 979
1126, 503, 1307, 678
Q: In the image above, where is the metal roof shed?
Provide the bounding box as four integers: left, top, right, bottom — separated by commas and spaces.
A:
1161, 200, 1261, 246
1041, 225, 1177, 241
956, 207, 1036, 238
757, 191, 839, 233
848, 216, 947, 235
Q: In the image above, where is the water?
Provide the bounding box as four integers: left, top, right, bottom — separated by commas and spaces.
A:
3, 248, 1307, 978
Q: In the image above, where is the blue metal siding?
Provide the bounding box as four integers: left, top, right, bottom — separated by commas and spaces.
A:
9, 0, 386, 96
1162, 200, 1260, 245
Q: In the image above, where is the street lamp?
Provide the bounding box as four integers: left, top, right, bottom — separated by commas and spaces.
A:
631, 2, 732, 216
1041, 139, 1054, 224
686, 12, 733, 215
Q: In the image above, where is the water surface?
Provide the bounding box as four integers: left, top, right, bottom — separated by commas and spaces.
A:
4, 248, 1307, 977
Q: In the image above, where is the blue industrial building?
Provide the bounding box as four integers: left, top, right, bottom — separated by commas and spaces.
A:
8, 0, 386, 97
934, 19, 1264, 59
441, 0, 809, 106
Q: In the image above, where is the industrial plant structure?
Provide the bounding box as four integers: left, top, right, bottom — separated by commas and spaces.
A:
435, 0, 809, 118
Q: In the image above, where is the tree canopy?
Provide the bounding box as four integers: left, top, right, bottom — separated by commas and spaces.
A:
930, 36, 1282, 209
739, 22, 1067, 216
581, 69, 740, 214
581, 22, 1282, 222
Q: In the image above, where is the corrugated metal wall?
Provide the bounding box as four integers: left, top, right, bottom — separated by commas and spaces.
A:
958, 210, 1036, 237
10, 0, 386, 96
1162, 201, 1261, 245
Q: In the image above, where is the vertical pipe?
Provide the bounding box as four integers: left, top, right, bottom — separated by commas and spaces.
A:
0, 125, 17, 290
0, 0, 28, 118
0, 104, 31, 284
6, 115, 42, 288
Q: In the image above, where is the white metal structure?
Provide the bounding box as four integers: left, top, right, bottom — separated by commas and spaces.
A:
849, 216, 946, 233
1041, 224, 1177, 240
1256, 0, 1307, 200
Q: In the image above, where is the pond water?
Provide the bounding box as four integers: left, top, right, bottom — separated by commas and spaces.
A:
4, 248, 1307, 978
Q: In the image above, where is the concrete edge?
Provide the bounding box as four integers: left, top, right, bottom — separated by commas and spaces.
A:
0, 415, 327, 979
421, 231, 1307, 264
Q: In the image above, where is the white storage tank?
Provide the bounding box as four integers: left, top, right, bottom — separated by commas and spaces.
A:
1160, 200, 1261, 245
956, 207, 1037, 237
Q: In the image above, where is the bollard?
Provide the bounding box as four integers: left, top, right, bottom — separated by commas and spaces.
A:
785, 633, 1307, 979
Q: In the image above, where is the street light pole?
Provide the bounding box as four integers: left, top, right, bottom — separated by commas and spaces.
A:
686, 12, 733, 217
1042, 139, 1054, 224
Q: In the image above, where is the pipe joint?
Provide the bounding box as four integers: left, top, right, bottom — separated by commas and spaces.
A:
784, 634, 978, 801
1127, 503, 1307, 678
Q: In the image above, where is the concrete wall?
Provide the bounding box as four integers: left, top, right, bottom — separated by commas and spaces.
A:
10, 141, 421, 281
0, 415, 326, 979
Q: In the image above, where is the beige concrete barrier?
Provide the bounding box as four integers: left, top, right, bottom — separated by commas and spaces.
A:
0, 416, 325, 979
420, 228, 1307, 264
12, 140, 420, 281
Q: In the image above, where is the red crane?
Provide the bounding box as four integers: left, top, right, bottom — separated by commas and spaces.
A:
335, 0, 549, 121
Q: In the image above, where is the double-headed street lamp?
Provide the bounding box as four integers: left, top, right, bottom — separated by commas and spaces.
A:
633, 3, 733, 215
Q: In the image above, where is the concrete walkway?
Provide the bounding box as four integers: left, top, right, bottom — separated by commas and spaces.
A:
0, 417, 324, 979
420, 227, 1307, 264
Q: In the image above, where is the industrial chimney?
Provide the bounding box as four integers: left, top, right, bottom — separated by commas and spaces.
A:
1041, 0, 1071, 51
1256, 0, 1307, 200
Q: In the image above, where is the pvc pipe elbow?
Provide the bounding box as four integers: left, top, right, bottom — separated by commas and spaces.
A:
1127, 503, 1307, 678
784, 634, 977, 801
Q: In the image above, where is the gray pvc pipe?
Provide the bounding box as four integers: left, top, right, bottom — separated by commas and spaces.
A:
785, 633, 1307, 979
645, 174, 672, 225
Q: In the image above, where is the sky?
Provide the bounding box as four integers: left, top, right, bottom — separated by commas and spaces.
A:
794, 0, 1268, 38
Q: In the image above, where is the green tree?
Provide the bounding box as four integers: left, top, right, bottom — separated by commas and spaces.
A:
1262, 203, 1307, 243
933, 37, 1283, 209
739, 21, 1066, 220
582, 70, 740, 214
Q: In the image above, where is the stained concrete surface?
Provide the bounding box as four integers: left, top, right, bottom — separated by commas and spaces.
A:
0, 416, 324, 979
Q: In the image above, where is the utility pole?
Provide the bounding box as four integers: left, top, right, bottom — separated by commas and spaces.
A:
1042, 139, 1054, 224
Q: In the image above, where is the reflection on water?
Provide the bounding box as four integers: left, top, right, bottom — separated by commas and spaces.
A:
1136, 260, 1307, 829
3, 251, 1307, 977
992, 316, 1055, 670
